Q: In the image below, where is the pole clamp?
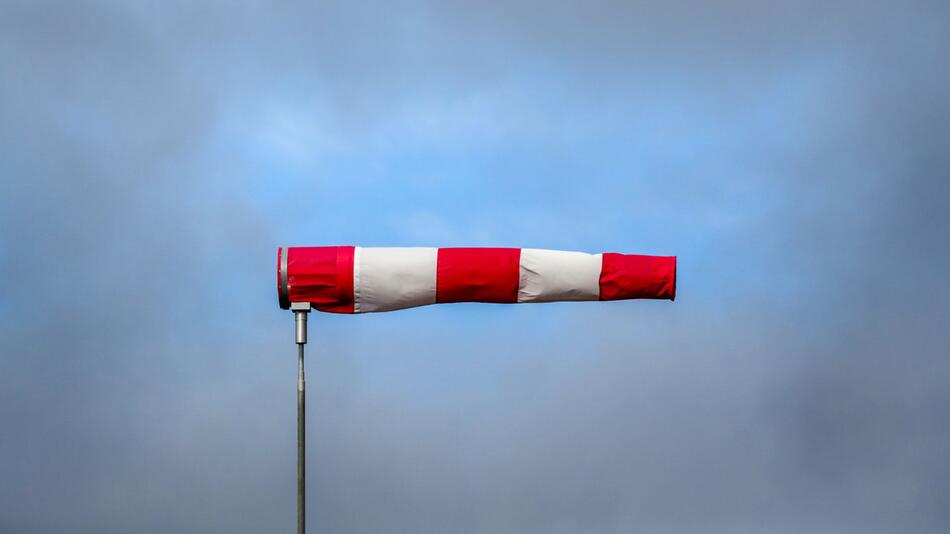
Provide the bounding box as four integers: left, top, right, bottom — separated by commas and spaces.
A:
291, 302, 311, 345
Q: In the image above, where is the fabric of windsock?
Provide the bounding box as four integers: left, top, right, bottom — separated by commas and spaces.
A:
278, 247, 676, 313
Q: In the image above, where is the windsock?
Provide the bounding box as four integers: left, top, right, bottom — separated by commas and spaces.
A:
278, 247, 676, 313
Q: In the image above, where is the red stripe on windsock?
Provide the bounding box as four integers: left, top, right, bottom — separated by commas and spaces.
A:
436, 248, 521, 303
287, 246, 355, 313
599, 253, 676, 301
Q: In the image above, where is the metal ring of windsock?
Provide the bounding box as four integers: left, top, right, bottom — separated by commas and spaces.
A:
278, 246, 676, 312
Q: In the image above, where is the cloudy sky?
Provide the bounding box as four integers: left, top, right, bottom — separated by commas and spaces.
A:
1, 1, 949, 532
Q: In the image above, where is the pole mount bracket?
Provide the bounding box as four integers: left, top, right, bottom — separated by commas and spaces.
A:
291, 302, 311, 345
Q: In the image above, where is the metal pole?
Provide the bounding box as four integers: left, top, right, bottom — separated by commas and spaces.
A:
291, 302, 311, 534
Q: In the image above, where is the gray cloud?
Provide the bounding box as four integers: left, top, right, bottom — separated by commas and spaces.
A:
1, 1, 948, 532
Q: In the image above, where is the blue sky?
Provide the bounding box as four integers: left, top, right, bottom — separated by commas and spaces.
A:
1, 1, 949, 532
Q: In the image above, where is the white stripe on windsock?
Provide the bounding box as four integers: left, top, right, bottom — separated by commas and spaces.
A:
517, 248, 602, 303
355, 247, 438, 313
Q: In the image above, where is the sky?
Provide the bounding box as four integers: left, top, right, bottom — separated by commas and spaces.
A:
1, 1, 949, 532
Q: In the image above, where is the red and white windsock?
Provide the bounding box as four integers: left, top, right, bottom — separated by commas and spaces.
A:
277, 247, 676, 313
